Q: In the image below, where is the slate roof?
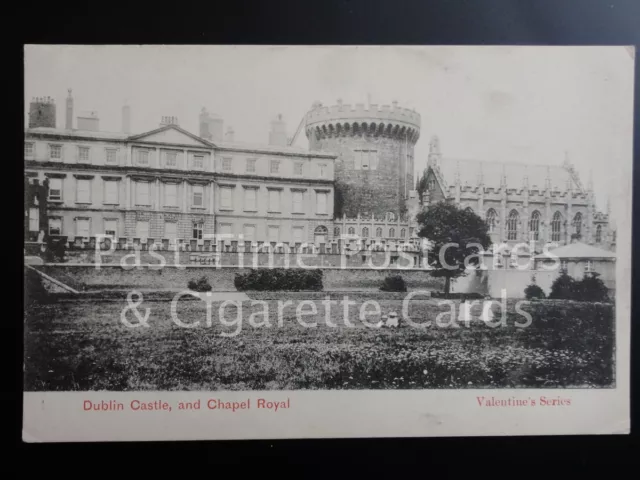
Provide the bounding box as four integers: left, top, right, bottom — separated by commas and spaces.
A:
26, 127, 129, 140
438, 157, 582, 193
534, 242, 616, 259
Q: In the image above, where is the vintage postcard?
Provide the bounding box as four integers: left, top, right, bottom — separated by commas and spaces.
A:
23, 45, 633, 442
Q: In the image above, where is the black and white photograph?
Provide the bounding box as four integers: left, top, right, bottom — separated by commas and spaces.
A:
22, 45, 632, 440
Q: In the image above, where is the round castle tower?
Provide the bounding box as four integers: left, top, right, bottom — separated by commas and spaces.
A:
304, 100, 421, 218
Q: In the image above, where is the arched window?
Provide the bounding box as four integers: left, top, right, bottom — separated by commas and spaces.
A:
376, 227, 383, 237
572, 212, 583, 236
389, 227, 396, 238
595, 224, 602, 243
551, 211, 562, 242
400, 228, 406, 238
334, 227, 340, 238
314, 225, 328, 246
464, 207, 474, 215
428, 179, 435, 191
529, 210, 541, 241
507, 210, 519, 241
362, 227, 369, 238
348, 227, 355, 235
486, 209, 497, 234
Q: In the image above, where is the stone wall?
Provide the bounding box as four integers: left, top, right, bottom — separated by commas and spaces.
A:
312, 134, 415, 218
451, 269, 559, 299
36, 265, 444, 292
64, 248, 422, 269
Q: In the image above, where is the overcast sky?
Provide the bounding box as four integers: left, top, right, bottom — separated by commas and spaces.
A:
25, 45, 634, 213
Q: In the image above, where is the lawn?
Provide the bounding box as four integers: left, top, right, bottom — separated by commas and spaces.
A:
23, 293, 615, 391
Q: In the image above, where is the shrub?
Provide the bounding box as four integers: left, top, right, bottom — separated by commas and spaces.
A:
187, 276, 212, 292
575, 273, 610, 302
24, 268, 50, 306
524, 284, 546, 300
548, 272, 578, 300
431, 291, 485, 299
548, 272, 610, 302
380, 275, 407, 292
234, 268, 323, 291
44, 239, 67, 263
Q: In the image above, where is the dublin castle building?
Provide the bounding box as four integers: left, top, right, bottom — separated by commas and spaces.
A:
416, 136, 615, 252
24, 90, 614, 259
304, 100, 422, 250
25, 91, 337, 253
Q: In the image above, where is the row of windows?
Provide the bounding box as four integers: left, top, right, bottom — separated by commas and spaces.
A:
27, 143, 328, 178
218, 186, 329, 215
47, 177, 121, 205
221, 157, 328, 177
483, 208, 601, 242
45, 177, 330, 213
45, 217, 329, 244
333, 226, 409, 239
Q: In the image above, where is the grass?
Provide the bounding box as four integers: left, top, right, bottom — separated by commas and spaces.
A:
23, 294, 615, 391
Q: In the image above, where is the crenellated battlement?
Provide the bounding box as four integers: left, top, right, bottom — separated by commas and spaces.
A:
305, 100, 421, 142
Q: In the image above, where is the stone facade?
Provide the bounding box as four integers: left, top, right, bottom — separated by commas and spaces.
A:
416, 136, 615, 253
24, 93, 337, 251
305, 100, 420, 219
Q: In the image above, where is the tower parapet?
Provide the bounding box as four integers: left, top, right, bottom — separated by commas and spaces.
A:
304, 100, 421, 218
305, 101, 420, 143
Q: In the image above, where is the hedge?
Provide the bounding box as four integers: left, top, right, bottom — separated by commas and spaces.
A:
234, 268, 323, 291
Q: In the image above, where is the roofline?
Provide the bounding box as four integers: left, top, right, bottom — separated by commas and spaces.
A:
439, 156, 570, 170
126, 124, 214, 147
213, 145, 337, 159
534, 255, 615, 260
25, 129, 128, 142
25, 126, 337, 159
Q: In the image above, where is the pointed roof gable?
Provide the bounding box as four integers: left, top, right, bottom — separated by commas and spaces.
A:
127, 125, 212, 148
534, 242, 616, 260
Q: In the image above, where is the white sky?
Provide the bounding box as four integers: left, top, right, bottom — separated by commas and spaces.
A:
25, 45, 634, 213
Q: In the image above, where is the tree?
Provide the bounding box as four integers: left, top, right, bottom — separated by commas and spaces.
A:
577, 272, 609, 302
416, 171, 428, 199
416, 202, 491, 296
548, 272, 577, 300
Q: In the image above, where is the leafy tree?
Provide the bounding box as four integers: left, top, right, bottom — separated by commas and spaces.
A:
576, 272, 610, 302
416, 202, 491, 296
333, 180, 347, 218
416, 171, 428, 199
548, 272, 577, 300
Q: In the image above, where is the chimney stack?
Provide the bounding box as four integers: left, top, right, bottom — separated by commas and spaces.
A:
224, 126, 235, 143
199, 107, 224, 143
28, 96, 56, 128
65, 89, 73, 130
160, 115, 179, 127
122, 101, 131, 134
269, 113, 287, 146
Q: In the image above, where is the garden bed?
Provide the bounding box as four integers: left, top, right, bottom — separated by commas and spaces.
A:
23, 298, 615, 391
